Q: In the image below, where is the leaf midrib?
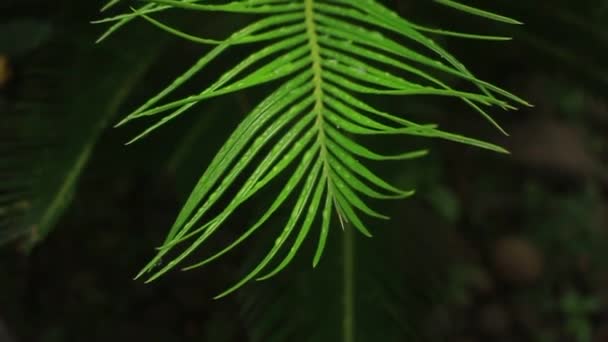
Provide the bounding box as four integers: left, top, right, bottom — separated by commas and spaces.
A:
305, 2, 354, 342
305, 0, 334, 209
304, 0, 325, 152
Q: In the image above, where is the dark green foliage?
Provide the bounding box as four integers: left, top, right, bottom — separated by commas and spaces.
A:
2, 1, 608, 341
0, 14, 173, 248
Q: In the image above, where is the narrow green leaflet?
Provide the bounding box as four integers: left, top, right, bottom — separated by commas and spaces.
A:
435, 0, 523, 25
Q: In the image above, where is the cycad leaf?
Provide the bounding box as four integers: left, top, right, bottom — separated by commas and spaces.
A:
99, 0, 525, 295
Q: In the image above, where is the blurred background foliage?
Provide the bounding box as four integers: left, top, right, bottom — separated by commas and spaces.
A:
1, 0, 607, 341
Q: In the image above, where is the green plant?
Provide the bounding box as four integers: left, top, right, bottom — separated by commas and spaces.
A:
95, 0, 528, 297
559, 289, 599, 342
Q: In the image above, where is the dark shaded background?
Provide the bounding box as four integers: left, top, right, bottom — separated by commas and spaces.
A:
1, 0, 607, 341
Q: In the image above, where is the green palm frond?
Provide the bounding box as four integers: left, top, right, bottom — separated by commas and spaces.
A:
98, 0, 528, 297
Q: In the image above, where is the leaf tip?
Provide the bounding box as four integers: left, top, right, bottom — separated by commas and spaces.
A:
113, 116, 130, 128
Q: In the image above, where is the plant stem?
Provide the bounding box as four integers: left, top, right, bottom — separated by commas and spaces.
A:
343, 224, 355, 342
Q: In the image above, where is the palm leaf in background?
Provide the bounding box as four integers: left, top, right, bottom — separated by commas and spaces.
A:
0, 10, 172, 248
97, 0, 529, 297
0, 18, 54, 245
236, 210, 452, 342
494, 0, 608, 87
